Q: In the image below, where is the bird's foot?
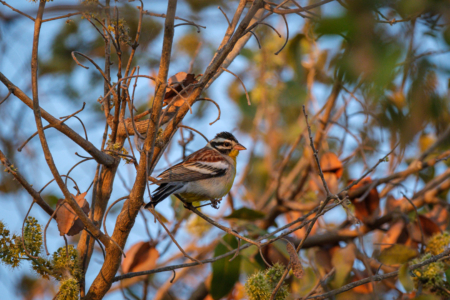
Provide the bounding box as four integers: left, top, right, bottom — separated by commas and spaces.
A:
210, 198, 222, 209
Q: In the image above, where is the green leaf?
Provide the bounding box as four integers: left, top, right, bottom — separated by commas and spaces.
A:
211, 234, 242, 300
378, 244, 418, 265
224, 207, 266, 221
398, 263, 414, 292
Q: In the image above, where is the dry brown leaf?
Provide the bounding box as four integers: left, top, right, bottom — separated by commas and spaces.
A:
348, 178, 380, 223
122, 241, 159, 274
320, 152, 343, 178
286, 241, 303, 279
425, 204, 449, 231
314, 248, 333, 277
55, 192, 89, 236
408, 215, 441, 243
261, 243, 289, 267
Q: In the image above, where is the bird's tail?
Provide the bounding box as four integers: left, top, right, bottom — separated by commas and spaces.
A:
144, 183, 182, 208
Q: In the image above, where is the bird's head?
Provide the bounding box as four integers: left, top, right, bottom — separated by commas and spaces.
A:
209, 131, 246, 157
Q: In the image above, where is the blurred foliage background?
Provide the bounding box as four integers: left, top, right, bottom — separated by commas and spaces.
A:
1, 0, 450, 299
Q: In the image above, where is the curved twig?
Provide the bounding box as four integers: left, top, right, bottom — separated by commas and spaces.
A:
44, 202, 63, 256
143, 10, 206, 31
174, 22, 202, 32
220, 67, 251, 105
218, 6, 231, 27
64, 158, 94, 187
38, 175, 80, 195
195, 98, 221, 125
177, 125, 209, 142
170, 270, 176, 283
274, 14, 289, 55
0, 90, 11, 106
259, 245, 273, 267
71, 52, 111, 85
18, 102, 87, 152
103, 196, 129, 237
249, 30, 262, 49
260, 22, 282, 37
149, 208, 202, 264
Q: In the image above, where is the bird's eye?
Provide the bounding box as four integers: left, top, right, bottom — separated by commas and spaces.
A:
224, 142, 231, 147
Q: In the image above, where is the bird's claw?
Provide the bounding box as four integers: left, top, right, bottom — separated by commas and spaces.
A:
210, 198, 222, 209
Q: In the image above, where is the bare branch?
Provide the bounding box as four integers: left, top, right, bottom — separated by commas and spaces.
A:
0, 0, 35, 21
0, 72, 115, 166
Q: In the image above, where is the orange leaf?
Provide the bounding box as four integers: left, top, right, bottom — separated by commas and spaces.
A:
55, 192, 89, 236
348, 178, 380, 222
408, 215, 442, 243
122, 241, 159, 274
351, 272, 374, 294
320, 152, 343, 178
425, 204, 449, 231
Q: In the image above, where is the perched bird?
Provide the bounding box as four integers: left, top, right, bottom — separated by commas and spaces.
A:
145, 131, 246, 208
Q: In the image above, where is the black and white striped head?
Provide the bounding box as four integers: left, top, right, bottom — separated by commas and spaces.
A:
209, 132, 246, 155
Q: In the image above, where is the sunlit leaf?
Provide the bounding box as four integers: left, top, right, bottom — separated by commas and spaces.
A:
55, 192, 89, 236
378, 244, 418, 265
398, 263, 414, 292
331, 243, 355, 287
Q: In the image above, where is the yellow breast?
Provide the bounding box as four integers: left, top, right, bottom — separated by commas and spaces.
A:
228, 149, 239, 165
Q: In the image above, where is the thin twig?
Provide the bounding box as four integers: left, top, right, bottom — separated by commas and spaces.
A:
103, 196, 129, 237
218, 6, 231, 27
143, 10, 206, 31
42, 12, 82, 23
221, 67, 251, 105
179, 197, 260, 247
44, 203, 63, 256
18, 102, 87, 152
0, 0, 35, 21
0, 90, 11, 106
149, 208, 201, 264
274, 14, 289, 55
303, 105, 331, 197
249, 30, 262, 49
177, 125, 209, 142
195, 98, 221, 125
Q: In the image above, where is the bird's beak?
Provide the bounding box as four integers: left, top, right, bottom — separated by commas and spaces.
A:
233, 143, 247, 151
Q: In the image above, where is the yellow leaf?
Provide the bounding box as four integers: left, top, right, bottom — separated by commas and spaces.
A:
398, 263, 414, 292
378, 244, 418, 265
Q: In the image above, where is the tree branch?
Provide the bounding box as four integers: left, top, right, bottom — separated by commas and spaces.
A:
0, 72, 115, 167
